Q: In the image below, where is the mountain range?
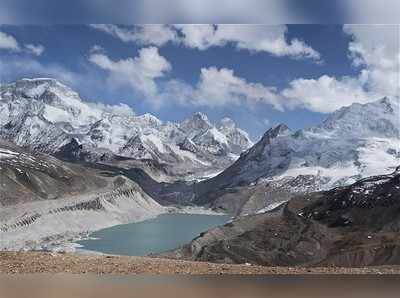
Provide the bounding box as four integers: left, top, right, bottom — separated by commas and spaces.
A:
0, 78, 399, 257
0, 78, 253, 181
193, 96, 399, 214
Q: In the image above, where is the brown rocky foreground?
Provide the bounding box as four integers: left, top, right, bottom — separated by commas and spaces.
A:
2, 252, 400, 274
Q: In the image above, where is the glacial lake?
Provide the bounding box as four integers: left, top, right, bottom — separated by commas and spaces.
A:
76, 213, 230, 256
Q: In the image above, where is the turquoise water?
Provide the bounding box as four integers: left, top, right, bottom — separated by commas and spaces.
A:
76, 213, 229, 256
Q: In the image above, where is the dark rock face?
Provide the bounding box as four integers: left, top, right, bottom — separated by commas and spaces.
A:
165, 167, 400, 267
55, 138, 83, 161
55, 138, 116, 163
178, 138, 199, 154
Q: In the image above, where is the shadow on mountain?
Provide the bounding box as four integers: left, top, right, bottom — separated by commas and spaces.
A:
162, 167, 400, 267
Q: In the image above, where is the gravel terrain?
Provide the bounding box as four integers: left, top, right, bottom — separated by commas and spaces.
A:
1, 252, 400, 274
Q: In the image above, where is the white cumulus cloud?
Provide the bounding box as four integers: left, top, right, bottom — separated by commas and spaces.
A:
0, 31, 45, 57
344, 24, 399, 97
88, 102, 135, 117
281, 25, 399, 113
175, 24, 321, 61
92, 24, 321, 62
89, 46, 171, 106
24, 44, 45, 56
164, 67, 284, 110
282, 75, 377, 113
0, 31, 20, 51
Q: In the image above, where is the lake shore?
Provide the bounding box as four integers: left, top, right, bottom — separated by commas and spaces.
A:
1, 251, 400, 274
1, 203, 226, 253
74, 213, 230, 256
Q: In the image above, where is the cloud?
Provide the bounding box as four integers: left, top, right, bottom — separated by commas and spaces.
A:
0, 31, 45, 57
282, 75, 377, 113
92, 24, 321, 61
24, 44, 45, 56
88, 102, 135, 117
89, 25, 397, 114
89, 44, 105, 54
90, 24, 178, 46
164, 67, 284, 110
0, 56, 80, 85
281, 25, 399, 113
175, 24, 321, 61
89, 46, 171, 105
343, 24, 399, 97
0, 31, 20, 51
2, 24, 396, 116
161, 25, 396, 114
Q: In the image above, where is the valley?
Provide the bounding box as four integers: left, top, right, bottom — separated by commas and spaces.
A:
0, 78, 399, 268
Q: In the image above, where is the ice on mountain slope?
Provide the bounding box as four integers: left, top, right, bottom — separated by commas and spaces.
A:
2, 78, 100, 126
0, 79, 253, 179
218, 117, 254, 154
199, 97, 400, 195
180, 112, 212, 138
315, 97, 399, 138
0, 148, 19, 159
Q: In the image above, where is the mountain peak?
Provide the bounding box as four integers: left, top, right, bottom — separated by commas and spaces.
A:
317, 97, 399, 138
219, 117, 236, 130
19, 78, 59, 83
180, 112, 212, 133
15, 78, 69, 90
0, 78, 257, 178
378, 96, 397, 105
263, 123, 291, 139
136, 113, 163, 126
1, 77, 82, 106
192, 112, 209, 122
378, 96, 397, 113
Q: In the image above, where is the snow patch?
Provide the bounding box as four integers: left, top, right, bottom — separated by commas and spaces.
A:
0, 148, 19, 159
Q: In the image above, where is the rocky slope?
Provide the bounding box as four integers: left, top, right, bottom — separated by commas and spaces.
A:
0, 140, 165, 250
165, 167, 400, 267
0, 78, 253, 181
0, 140, 106, 206
193, 97, 400, 215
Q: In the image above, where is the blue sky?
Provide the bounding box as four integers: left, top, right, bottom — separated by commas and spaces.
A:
0, 25, 398, 139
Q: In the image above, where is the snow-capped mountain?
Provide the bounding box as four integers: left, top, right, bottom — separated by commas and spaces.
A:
194, 97, 400, 213
218, 117, 254, 155
0, 78, 253, 180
